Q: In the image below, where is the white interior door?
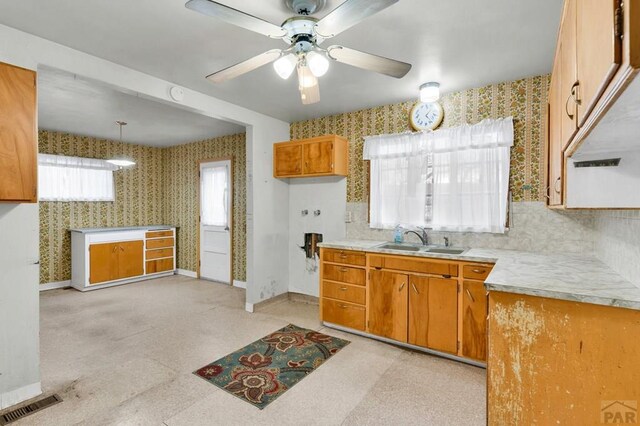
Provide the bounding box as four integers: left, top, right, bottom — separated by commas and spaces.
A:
199, 160, 232, 284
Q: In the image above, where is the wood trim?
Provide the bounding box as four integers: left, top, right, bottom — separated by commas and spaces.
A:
197, 156, 234, 285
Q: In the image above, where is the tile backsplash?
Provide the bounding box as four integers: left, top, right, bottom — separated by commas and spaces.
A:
593, 210, 640, 286
346, 201, 595, 256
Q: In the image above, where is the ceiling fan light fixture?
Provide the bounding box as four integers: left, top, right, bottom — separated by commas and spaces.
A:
274, 54, 298, 79
420, 82, 441, 103
297, 62, 318, 88
307, 51, 329, 77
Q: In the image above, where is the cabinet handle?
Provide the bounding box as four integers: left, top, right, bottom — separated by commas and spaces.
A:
339, 267, 348, 272
338, 304, 348, 309
399, 282, 406, 292
112, 245, 118, 253
339, 286, 348, 291
339, 254, 348, 259
565, 81, 581, 120
411, 283, 419, 294
120, 246, 125, 251
472, 269, 485, 274
554, 177, 561, 194
465, 288, 476, 303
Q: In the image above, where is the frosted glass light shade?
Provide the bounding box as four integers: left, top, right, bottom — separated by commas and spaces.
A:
307, 51, 329, 77
420, 82, 440, 103
273, 54, 297, 79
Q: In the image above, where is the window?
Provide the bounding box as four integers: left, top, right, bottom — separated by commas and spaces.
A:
38, 154, 116, 202
200, 163, 229, 227
364, 118, 513, 234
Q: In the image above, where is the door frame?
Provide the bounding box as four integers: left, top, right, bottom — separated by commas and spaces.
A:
197, 156, 234, 285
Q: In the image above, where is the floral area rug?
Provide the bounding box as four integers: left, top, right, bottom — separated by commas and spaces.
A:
193, 324, 350, 409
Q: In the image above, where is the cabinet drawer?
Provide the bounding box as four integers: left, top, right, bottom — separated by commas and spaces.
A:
322, 281, 366, 305
322, 298, 365, 331
383, 257, 458, 277
146, 237, 174, 249
323, 264, 366, 286
323, 249, 366, 266
146, 248, 173, 260
462, 264, 493, 281
146, 258, 174, 274
146, 230, 173, 238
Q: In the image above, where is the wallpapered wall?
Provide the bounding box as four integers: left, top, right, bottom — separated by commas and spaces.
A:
163, 133, 246, 281
290, 75, 549, 203
38, 130, 246, 284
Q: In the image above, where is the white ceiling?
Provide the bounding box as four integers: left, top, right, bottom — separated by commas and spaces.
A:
0, 0, 563, 123
38, 68, 245, 147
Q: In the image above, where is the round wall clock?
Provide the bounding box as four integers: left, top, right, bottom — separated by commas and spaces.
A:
410, 101, 444, 131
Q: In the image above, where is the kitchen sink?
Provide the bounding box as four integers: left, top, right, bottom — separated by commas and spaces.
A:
377, 243, 421, 252
424, 247, 467, 254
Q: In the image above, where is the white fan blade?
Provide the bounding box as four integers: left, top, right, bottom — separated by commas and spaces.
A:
206, 50, 283, 83
186, 0, 286, 38
327, 45, 411, 78
316, 0, 399, 37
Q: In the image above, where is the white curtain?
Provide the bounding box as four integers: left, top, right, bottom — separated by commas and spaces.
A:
201, 165, 229, 227
38, 154, 116, 201
364, 117, 513, 233
365, 133, 430, 229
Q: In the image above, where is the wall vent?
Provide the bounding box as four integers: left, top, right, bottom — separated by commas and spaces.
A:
0, 394, 62, 425
573, 158, 621, 168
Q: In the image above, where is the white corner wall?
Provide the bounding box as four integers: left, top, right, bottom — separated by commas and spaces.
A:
288, 177, 347, 297
0, 204, 41, 409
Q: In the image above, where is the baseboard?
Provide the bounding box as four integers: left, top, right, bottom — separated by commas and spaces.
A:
39, 281, 71, 291
288, 292, 319, 305
245, 302, 254, 313
176, 269, 197, 278
1, 382, 42, 410
233, 280, 246, 289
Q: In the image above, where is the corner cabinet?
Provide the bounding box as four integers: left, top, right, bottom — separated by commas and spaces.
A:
0, 61, 37, 203
319, 248, 493, 366
71, 227, 176, 291
546, 0, 640, 208
273, 135, 348, 178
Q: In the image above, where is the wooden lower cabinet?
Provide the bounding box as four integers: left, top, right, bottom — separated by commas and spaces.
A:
408, 276, 458, 354
462, 280, 488, 361
89, 241, 144, 284
369, 270, 408, 342
322, 298, 365, 331
146, 258, 174, 274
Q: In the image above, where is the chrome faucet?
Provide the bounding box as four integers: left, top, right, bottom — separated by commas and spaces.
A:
403, 227, 429, 246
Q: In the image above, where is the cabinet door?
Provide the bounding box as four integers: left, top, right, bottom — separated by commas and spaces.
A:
303, 139, 333, 175
117, 240, 144, 279
462, 281, 488, 361
0, 62, 37, 202
560, 0, 578, 149
548, 71, 564, 206
408, 276, 458, 353
274, 143, 303, 177
89, 243, 119, 284
368, 270, 408, 342
576, 0, 622, 125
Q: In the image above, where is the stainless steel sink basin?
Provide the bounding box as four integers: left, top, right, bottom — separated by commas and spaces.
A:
377, 243, 421, 252
424, 247, 466, 254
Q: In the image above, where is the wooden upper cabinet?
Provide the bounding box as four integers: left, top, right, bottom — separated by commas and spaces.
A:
273, 135, 348, 178
368, 270, 408, 342
0, 62, 37, 203
548, 71, 564, 207
576, 0, 622, 125
408, 276, 458, 354
274, 143, 302, 177
559, 0, 578, 150
462, 280, 488, 361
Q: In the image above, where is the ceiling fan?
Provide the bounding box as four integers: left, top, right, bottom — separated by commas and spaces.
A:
185, 0, 412, 105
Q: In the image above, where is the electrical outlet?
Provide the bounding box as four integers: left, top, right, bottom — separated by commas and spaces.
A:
345, 211, 353, 223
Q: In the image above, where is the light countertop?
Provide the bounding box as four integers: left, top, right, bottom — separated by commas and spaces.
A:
318, 240, 640, 311
70, 225, 175, 234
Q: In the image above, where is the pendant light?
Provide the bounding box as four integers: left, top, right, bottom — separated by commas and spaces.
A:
106, 121, 136, 168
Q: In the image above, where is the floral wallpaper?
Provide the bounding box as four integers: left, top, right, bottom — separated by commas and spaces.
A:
163, 133, 246, 281
39, 130, 164, 284
290, 75, 549, 203
38, 131, 246, 284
